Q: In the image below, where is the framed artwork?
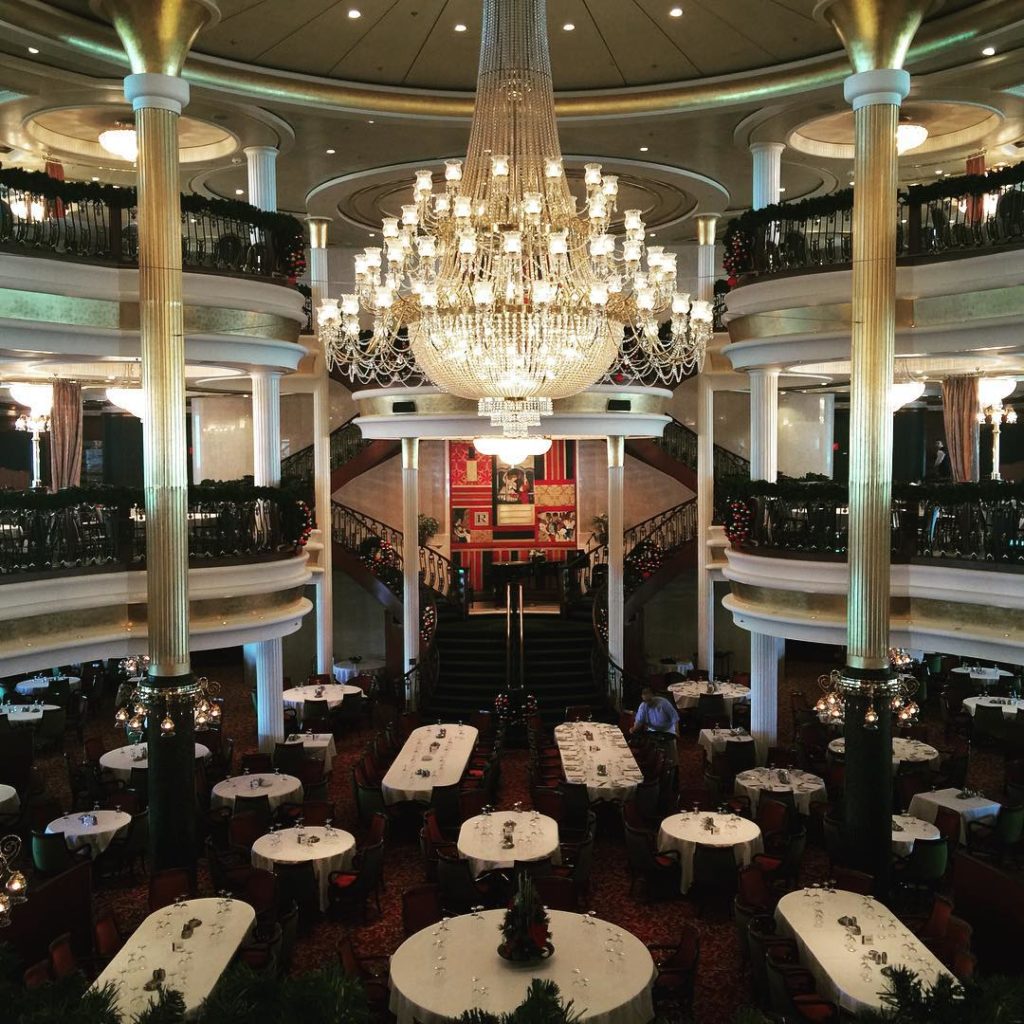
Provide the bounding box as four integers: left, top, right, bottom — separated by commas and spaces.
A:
494, 465, 535, 526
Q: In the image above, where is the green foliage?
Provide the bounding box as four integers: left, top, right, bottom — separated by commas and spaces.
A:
449, 979, 580, 1024
725, 477, 1024, 504
132, 986, 186, 1024
418, 514, 440, 545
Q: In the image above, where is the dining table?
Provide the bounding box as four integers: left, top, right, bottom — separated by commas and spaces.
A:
0, 702, 60, 725
210, 772, 303, 812
46, 809, 132, 857
282, 683, 362, 714
554, 721, 644, 802
658, 811, 763, 893
907, 787, 1001, 844
332, 659, 383, 684
90, 896, 254, 1020
827, 736, 940, 771
281, 731, 337, 772
890, 814, 940, 857
388, 908, 655, 1024
962, 695, 1024, 718
14, 675, 81, 697
698, 727, 754, 761
381, 724, 479, 805
775, 888, 953, 1016
251, 824, 356, 911
456, 810, 560, 879
734, 767, 827, 815
950, 666, 1013, 688
668, 681, 751, 722
100, 742, 210, 785
0, 783, 20, 816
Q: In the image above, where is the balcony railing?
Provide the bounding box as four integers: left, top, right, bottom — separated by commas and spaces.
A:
0, 483, 311, 580
723, 161, 1024, 281
280, 417, 371, 498
0, 168, 305, 282
724, 480, 1024, 568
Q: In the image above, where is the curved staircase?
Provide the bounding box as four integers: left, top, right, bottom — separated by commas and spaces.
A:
281, 417, 400, 496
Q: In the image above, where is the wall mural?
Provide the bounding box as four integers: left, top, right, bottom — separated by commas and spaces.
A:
449, 440, 577, 593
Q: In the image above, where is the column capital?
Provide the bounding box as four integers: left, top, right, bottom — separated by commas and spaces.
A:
96, 0, 219, 76
402, 437, 419, 470
124, 72, 190, 113
844, 68, 910, 110
814, 0, 936, 74
243, 144, 279, 157
695, 213, 722, 248
749, 141, 786, 156
306, 216, 331, 249
606, 435, 625, 468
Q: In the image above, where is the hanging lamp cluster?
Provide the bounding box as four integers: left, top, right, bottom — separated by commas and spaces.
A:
115, 675, 222, 738
814, 668, 920, 730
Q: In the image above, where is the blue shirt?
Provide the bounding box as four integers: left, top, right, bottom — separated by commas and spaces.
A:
634, 696, 679, 735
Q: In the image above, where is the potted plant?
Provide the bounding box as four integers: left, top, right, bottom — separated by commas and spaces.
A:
497, 874, 554, 963
591, 513, 608, 545
418, 513, 440, 546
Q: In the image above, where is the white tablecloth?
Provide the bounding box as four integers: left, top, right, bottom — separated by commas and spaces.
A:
15, 675, 81, 697
99, 743, 210, 785
91, 897, 254, 1020
698, 728, 754, 761
891, 814, 940, 857
0, 783, 20, 815
457, 811, 561, 879
908, 788, 1001, 844
0, 702, 60, 724
963, 695, 1024, 718
828, 736, 940, 771
282, 683, 362, 713
658, 811, 763, 893
282, 732, 337, 772
332, 660, 383, 683
47, 809, 131, 856
554, 722, 643, 802
950, 666, 1012, 687
211, 773, 303, 812
251, 825, 356, 911
669, 681, 750, 721
734, 768, 827, 815
388, 909, 655, 1024
776, 889, 953, 1016
382, 724, 478, 805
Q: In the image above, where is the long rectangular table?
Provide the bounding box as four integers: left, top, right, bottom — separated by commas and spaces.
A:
381, 724, 478, 805
554, 722, 643, 802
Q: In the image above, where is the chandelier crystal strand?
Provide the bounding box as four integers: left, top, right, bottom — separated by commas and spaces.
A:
319, 0, 709, 434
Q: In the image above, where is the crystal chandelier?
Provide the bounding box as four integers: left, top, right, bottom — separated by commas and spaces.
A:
473, 435, 552, 466
106, 361, 145, 419
98, 123, 138, 163
319, 0, 711, 435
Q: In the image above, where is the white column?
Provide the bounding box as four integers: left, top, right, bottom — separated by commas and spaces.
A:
244, 145, 278, 213
402, 438, 421, 709
607, 436, 625, 705
749, 366, 780, 758
250, 369, 281, 487
751, 142, 785, 211
308, 217, 333, 674
247, 638, 284, 753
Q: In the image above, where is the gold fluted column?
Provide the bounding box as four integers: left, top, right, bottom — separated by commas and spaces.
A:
101, 0, 218, 872
818, 0, 934, 891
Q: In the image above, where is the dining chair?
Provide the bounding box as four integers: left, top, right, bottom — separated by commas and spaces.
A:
401, 882, 444, 936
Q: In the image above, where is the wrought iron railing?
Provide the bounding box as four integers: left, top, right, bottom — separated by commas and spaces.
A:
724, 483, 1024, 567
0, 484, 309, 578
723, 161, 1024, 280
589, 609, 646, 710
297, 284, 313, 334
0, 170, 304, 281
281, 417, 372, 494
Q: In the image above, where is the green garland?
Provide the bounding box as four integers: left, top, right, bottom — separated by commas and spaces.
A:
908, 160, 1024, 204
725, 477, 1024, 503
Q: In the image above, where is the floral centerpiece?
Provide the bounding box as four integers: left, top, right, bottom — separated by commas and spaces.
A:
498, 874, 553, 963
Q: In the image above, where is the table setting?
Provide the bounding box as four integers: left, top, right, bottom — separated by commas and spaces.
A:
282, 683, 362, 713
251, 821, 356, 911
457, 808, 561, 878
828, 736, 940, 771
282, 730, 337, 772
46, 808, 132, 857
668, 680, 751, 720
950, 666, 1012, 688
907, 787, 1001, 844
90, 896, 255, 1019
0, 701, 60, 725
962, 695, 1024, 718
382, 723, 478, 805
658, 810, 763, 893
890, 814, 940, 857
698, 727, 754, 760
554, 722, 643, 802
14, 675, 81, 697
210, 771, 303, 812
734, 767, 827, 815
776, 887, 953, 1016
388, 907, 655, 1024
100, 742, 210, 785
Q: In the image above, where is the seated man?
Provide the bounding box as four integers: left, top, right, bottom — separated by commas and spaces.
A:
631, 686, 679, 766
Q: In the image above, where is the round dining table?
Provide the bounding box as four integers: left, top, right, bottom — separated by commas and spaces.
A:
0, 702, 60, 725
100, 742, 210, 785
14, 675, 80, 697
828, 736, 940, 771
282, 683, 362, 713
388, 909, 655, 1024
46, 809, 131, 856
890, 814, 940, 857
950, 666, 1013, 688
962, 695, 1024, 718
456, 810, 560, 879
698, 727, 754, 761
668, 681, 751, 718
734, 768, 827, 815
0, 783, 20, 816
251, 825, 356, 911
658, 811, 763, 893
210, 773, 303, 812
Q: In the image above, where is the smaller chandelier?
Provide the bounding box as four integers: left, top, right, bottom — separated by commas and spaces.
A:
114, 675, 222, 738
896, 122, 928, 156
105, 361, 145, 419
473, 436, 552, 467
814, 669, 920, 730
98, 123, 138, 163
890, 380, 925, 411
0, 834, 28, 927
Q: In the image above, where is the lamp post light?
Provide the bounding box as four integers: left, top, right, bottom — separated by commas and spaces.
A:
977, 377, 1018, 481
9, 383, 53, 489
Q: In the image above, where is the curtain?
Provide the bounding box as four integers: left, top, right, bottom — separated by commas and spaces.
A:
941, 375, 979, 482
966, 154, 985, 224
49, 379, 82, 491
44, 159, 65, 220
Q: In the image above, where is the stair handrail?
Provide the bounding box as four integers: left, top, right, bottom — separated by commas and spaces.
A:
654, 417, 750, 481
280, 416, 371, 488
588, 604, 646, 711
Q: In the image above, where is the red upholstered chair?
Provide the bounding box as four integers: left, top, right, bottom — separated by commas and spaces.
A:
533, 874, 578, 911
148, 868, 194, 913
832, 866, 874, 896
648, 924, 700, 1018
22, 960, 51, 990
328, 839, 385, 920
242, 868, 279, 922
93, 907, 124, 966
934, 806, 963, 845
909, 892, 954, 940
240, 753, 273, 774
227, 811, 265, 853
532, 786, 563, 821
952, 950, 977, 981
337, 935, 390, 1014
48, 932, 79, 979
401, 882, 444, 936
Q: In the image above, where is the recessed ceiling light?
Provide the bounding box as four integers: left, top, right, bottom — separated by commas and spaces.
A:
563, 22, 575, 31
367, 119, 375, 124
347, 8, 361, 18
982, 46, 996, 56
235, 188, 244, 195
640, 146, 649, 152
326, 148, 336, 154
91, 176, 99, 181
935, 169, 944, 175
454, 23, 467, 32
669, 7, 683, 16
368, 232, 376, 238
649, 232, 656, 238
27, 46, 39, 54
779, 187, 787, 193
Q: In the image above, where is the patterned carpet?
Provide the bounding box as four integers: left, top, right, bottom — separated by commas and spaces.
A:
22, 647, 1011, 1022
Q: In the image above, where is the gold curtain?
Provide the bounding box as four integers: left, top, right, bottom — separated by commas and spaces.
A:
941, 375, 979, 482
49, 379, 82, 491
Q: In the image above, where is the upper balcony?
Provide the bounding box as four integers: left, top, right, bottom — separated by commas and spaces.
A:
720, 163, 1024, 378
